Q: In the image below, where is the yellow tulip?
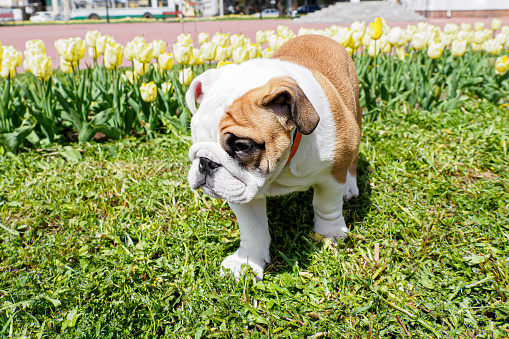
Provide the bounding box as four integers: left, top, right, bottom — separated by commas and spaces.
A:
137, 43, 154, 64
367, 17, 383, 40
211, 32, 229, 48
260, 48, 274, 58
96, 35, 114, 55
502, 25, 509, 35
124, 41, 138, 62
200, 42, 217, 61
229, 34, 245, 50
483, 39, 502, 55
411, 32, 428, 50
25, 39, 45, 53
179, 68, 194, 86
460, 23, 472, 32
491, 18, 502, 31
1, 59, 15, 79
474, 22, 485, 32
152, 39, 166, 59
140, 82, 157, 102
198, 32, 210, 45
29, 54, 52, 81
427, 41, 444, 59
55, 38, 82, 63
256, 30, 267, 44
440, 33, 454, 47
189, 48, 204, 66
361, 32, 372, 48
494, 32, 508, 45
85, 30, 101, 48
134, 59, 150, 76
176, 33, 193, 47
268, 35, 289, 51
232, 47, 249, 64
173, 43, 193, 65
132, 36, 145, 44
387, 27, 402, 46
451, 39, 467, 57
216, 61, 233, 68
60, 56, 73, 74
470, 42, 483, 52
495, 55, 509, 75
246, 43, 259, 59
158, 53, 174, 70
215, 46, 228, 62
277, 25, 294, 39
457, 30, 473, 43
367, 39, 381, 57
350, 31, 363, 49
121, 71, 135, 84
333, 28, 352, 48
161, 82, 173, 94
104, 43, 123, 70
350, 21, 366, 35
396, 47, 406, 60
473, 31, 487, 44
443, 23, 459, 35
88, 47, 98, 60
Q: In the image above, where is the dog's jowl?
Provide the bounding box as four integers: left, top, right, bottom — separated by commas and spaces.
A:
186, 35, 362, 280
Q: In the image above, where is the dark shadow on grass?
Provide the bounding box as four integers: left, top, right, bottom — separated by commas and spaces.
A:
265, 153, 372, 275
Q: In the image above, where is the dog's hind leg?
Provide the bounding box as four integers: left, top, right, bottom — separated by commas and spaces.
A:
312, 178, 348, 243
343, 158, 359, 201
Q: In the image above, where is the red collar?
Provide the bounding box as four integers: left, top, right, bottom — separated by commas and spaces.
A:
285, 130, 302, 166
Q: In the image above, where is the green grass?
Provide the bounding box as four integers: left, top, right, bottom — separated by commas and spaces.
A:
1, 98, 508, 338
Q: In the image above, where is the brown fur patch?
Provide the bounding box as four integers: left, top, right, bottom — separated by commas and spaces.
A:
272, 35, 362, 183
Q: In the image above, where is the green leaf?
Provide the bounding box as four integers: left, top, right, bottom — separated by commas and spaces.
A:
59, 146, 83, 161
44, 296, 61, 307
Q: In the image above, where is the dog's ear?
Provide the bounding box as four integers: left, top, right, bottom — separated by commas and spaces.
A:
261, 77, 320, 135
186, 68, 222, 115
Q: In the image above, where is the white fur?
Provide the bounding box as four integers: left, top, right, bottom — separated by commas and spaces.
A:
186, 58, 355, 280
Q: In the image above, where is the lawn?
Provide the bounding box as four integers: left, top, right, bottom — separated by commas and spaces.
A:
1, 98, 508, 338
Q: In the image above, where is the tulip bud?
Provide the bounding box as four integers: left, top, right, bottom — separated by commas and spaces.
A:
25, 39, 46, 54
491, 18, 502, 31
140, 82, 157, 102
134, 59, 150, 76
177, 33, 193, 47
396, 47, 405, 60
198, 32, 210, 45
260, 48, 274, 58
367, 17, 383, 40
387, 27, 403, 46
121, 71, 134, 84
232, 47, 249, 64
460, 23, 472, 32
96, 35, 113, 55
85, 30, 101, 48
200, 42, 217, 61
230, 34, 245, 50
427, 41, 444, 59
246, 43, 259, 59
483, 39, 503, 55
1, 59, 15, 79
158, 53, 174, 71
411, 32, 428, 50
60, 56, 73, 74
215, 33, 231, 48
495, 55, 509, 75
173, 43, 193, 65
137, 43, 154, 64
350, 21, 366, 35
215, 46, 228, 62
451, 39, 467, 57
179, 68, 194, 86
152, 39, 166, 59
124, 41, 137, 62
104, 43, 123, 70
474, 22, 485, 32
256, 30, 267, 44
189, 48, 204, 66
443, 23, 459, 35
161, 82, 173, 94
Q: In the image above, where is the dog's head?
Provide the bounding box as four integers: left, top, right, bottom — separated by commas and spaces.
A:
186, 61, 320, 204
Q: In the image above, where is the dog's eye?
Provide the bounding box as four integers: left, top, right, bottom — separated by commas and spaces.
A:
234, 139, 252, 153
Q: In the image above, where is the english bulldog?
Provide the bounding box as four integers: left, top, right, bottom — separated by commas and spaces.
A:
186, 35, 362, 280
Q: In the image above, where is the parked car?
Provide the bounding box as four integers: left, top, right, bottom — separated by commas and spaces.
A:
288, 4, 321, 17
251, 8, 280, 18
29, 11, 62, 22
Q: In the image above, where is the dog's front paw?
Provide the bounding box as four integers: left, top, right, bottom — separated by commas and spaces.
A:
220, 251, 266, 281
314, 215, 348, 245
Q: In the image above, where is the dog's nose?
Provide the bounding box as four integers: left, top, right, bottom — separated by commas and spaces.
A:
199, 157, 220, 175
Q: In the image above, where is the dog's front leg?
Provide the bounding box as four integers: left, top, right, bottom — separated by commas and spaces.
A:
220, 198, 271, 280
313, 179, 349, 244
